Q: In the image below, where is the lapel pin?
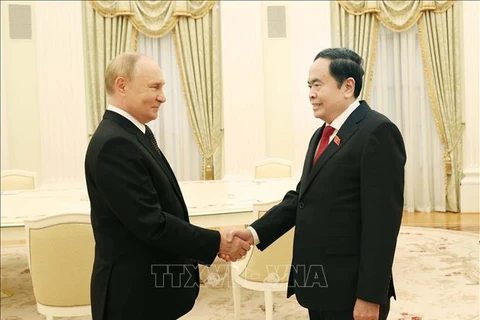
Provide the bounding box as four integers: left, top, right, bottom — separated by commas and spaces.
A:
334, 135, 341, 146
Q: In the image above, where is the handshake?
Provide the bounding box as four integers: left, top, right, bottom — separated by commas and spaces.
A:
217, 228, 255, 262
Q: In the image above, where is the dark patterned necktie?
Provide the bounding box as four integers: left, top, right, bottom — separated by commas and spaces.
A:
145, 125, 177, 180
145, 125, 163, 156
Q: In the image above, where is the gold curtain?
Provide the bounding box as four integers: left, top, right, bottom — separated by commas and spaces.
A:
331, 2, 379, 101
338, 0, 454, 32
335, 0, 462, 211
418, 6, 463, 212
89, 0, 215, 38
82, 2, 137, 136
84, 0, 221, 178
173, 7, 222, 180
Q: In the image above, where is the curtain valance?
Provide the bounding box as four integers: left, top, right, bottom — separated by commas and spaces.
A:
89, 0, 216, 37
338, 0, 454, 31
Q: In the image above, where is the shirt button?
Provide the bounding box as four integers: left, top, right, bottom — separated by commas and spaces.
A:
299, 202, 304, 209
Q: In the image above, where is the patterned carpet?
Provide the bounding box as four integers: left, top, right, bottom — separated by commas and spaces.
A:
1, 226, 478, 320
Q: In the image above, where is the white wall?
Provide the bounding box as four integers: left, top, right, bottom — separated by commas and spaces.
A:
35, 1, 88, 187
221, 1, 331, 179
220, 1, 266, 180
1, 20, 7, 171
460, 0, 480, 212
1, 1, 87, 187
289, 1, 332, 176
261, 2, 294, 161
1, 1, 42, 178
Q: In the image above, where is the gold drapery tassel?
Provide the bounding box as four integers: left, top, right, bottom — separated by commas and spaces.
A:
203, 156, 214, 180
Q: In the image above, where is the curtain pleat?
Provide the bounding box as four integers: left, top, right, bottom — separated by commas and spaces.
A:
331, 2, 379, 100
418, 7, 464, 211
173, 8, 222, 179
370, 24, 446, 212
82, 2, 137, 136
332, 0, 463, 212
136, 32, 202, 181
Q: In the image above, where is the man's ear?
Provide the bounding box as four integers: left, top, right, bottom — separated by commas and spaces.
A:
115, 77, 127, 95
343, 77, 355, 98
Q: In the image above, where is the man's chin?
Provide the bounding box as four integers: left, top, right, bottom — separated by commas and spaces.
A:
313, 111, 325, 120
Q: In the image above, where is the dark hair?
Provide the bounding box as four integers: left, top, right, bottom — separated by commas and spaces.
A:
314, 48, 364, 98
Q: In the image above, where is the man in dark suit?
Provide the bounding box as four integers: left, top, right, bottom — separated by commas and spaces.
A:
85, 52, 250, 320
226, 48, 406, 320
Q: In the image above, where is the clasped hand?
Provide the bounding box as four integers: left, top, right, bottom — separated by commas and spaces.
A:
217, 228, 254, 262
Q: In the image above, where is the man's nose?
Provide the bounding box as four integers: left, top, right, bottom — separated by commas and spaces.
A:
158, 93, 166, 103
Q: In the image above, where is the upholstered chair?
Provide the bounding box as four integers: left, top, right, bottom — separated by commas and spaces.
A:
1, 169, 36, 191
24, 213, 94, 320
231, 200, 294, 320
253, 158, 293, 179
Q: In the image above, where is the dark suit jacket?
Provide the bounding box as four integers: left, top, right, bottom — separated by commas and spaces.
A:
85, 111, 220, 320
251, 101, 406, 311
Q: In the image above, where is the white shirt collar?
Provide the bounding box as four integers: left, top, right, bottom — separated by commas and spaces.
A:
107, 105, 146, 134
329, 100, 360, 131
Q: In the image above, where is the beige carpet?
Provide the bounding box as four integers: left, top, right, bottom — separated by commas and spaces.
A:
1, 226, 478, 320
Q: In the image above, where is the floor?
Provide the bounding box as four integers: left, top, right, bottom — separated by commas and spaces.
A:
1, 212, 478, 320
401, 211, 479, 233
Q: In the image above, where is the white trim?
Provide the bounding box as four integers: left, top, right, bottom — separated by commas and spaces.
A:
36, 303, 91, 319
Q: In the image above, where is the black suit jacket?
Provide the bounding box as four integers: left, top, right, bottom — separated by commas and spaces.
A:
251, 101, 406, 311
85, 111, 220, 320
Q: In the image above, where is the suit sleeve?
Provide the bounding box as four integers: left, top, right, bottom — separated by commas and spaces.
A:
356, 121, 406, 303
250, 128, 318, 250
250, 181, 300, 250
95, 137, 220, 264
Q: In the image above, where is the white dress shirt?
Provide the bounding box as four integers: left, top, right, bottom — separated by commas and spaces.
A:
328, 100, 360, 142
107, 105, 146, 134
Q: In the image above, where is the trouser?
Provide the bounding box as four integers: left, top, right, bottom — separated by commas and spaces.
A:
308, 299, 390, 320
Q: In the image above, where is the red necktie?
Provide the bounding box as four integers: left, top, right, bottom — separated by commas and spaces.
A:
313, 125, 335, 165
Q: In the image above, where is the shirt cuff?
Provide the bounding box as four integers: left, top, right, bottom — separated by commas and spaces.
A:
247, 226, 260, 245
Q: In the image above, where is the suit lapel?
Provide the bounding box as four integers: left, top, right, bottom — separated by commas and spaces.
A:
304, 128, 321, 176
136, 132, 187, 212
103, 111, 188, 217
300, 102, 371, 197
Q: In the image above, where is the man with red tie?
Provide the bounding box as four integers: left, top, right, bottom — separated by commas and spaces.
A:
226, 48, 406, 320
